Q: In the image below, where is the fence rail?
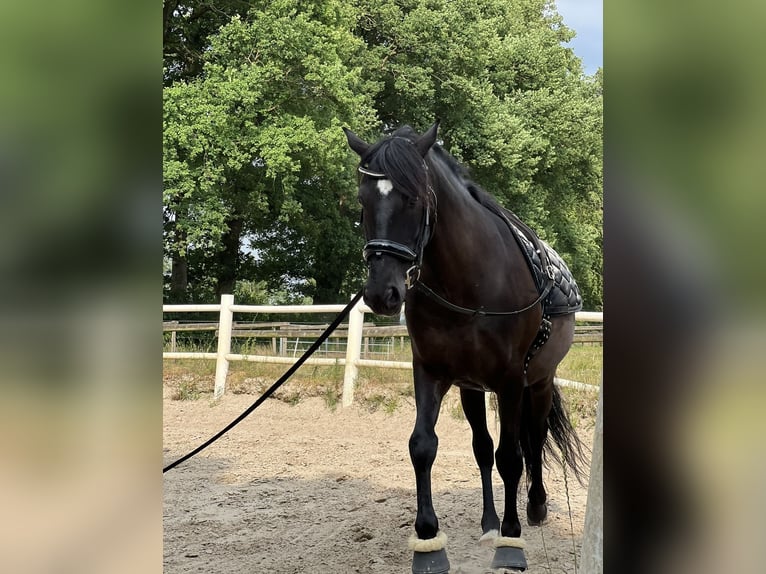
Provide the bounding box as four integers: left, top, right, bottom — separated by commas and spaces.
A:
163, 295, 602, 404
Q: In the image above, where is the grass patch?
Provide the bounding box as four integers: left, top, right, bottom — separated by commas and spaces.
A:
449, 401, 466, 421
362, 393, 400, 414
283, 391, 302, 406
170, 379, 202, 401
164, 358, 215, 400
560, 386, 598, 423
164, 358, 216, 380
556, 345, 602, 387
323, 384, 342, 411
163, 338, 601, 423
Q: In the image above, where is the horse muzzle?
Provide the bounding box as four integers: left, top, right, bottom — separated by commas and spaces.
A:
363, 283, 404, 316
363, 256, 409, 316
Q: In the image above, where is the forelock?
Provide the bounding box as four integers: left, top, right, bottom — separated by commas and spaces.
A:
361, 136, 427, 201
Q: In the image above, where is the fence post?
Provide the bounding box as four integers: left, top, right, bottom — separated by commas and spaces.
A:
342, 298, 364, 407
580, 379, 603, 573
214, 294, 234, 399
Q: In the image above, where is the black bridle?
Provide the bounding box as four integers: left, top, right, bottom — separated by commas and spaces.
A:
359, 165, 435, 289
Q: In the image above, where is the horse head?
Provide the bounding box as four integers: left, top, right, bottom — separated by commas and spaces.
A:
343, 122, 439, 315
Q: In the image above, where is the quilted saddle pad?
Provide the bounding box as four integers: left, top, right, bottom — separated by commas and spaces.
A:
509, 222, 583, 316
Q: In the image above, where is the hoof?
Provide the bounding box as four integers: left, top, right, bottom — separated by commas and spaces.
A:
526, 501, 548, 525
412, 548, 450, 574
490, 539, 527, 572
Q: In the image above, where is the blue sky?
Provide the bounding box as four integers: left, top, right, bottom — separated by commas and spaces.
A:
555, 0, 603, 75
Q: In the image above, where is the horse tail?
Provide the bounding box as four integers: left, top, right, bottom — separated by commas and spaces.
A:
523, 383, 590, 486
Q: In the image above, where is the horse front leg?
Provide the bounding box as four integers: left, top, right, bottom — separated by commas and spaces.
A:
409, 363, 450, 539
408, 362, 451, 573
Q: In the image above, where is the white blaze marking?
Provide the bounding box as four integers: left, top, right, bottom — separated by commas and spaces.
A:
377, 179, 393, 197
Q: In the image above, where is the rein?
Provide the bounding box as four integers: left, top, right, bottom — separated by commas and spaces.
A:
163, 290, 364, 473
358, 165, 555, 317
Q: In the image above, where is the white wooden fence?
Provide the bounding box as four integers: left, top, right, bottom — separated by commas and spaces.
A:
163, 294, 602, 405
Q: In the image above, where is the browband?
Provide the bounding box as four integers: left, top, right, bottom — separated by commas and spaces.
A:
358, 166, 387, 177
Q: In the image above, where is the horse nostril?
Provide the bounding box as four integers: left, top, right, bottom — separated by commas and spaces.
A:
386, 286, 401, 307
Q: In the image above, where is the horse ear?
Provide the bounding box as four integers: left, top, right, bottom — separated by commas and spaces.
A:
343, 127, 370, 157
416, 120, 440, 157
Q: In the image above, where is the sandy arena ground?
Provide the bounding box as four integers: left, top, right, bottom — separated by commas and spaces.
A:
163, 391, 594, 573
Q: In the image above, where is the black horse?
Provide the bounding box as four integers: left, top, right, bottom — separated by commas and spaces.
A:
344, 122, 588, 573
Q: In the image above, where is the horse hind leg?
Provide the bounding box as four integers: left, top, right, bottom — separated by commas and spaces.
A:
521, 380, 554, 525
494, 386, 525, 538
459, 388, 501, 542
491, 386, 528, 571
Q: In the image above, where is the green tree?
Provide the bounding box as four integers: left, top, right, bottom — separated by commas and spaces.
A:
354, 0, 602, 307
163, 1, 253, 300
163, 0, 602, 309
163, 1, 377, 302
163, 1, 252, 85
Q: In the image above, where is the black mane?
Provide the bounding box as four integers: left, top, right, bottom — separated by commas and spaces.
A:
429, 142, 506, 214
362, 125, 505, 216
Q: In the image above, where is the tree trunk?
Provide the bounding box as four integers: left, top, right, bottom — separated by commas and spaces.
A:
168, 223, 188, 302
215, 216, 244, 297
311, 255, 345, 304
169, 252, 188, 302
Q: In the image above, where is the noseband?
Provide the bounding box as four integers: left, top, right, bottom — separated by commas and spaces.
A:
358, 165, 434, 289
